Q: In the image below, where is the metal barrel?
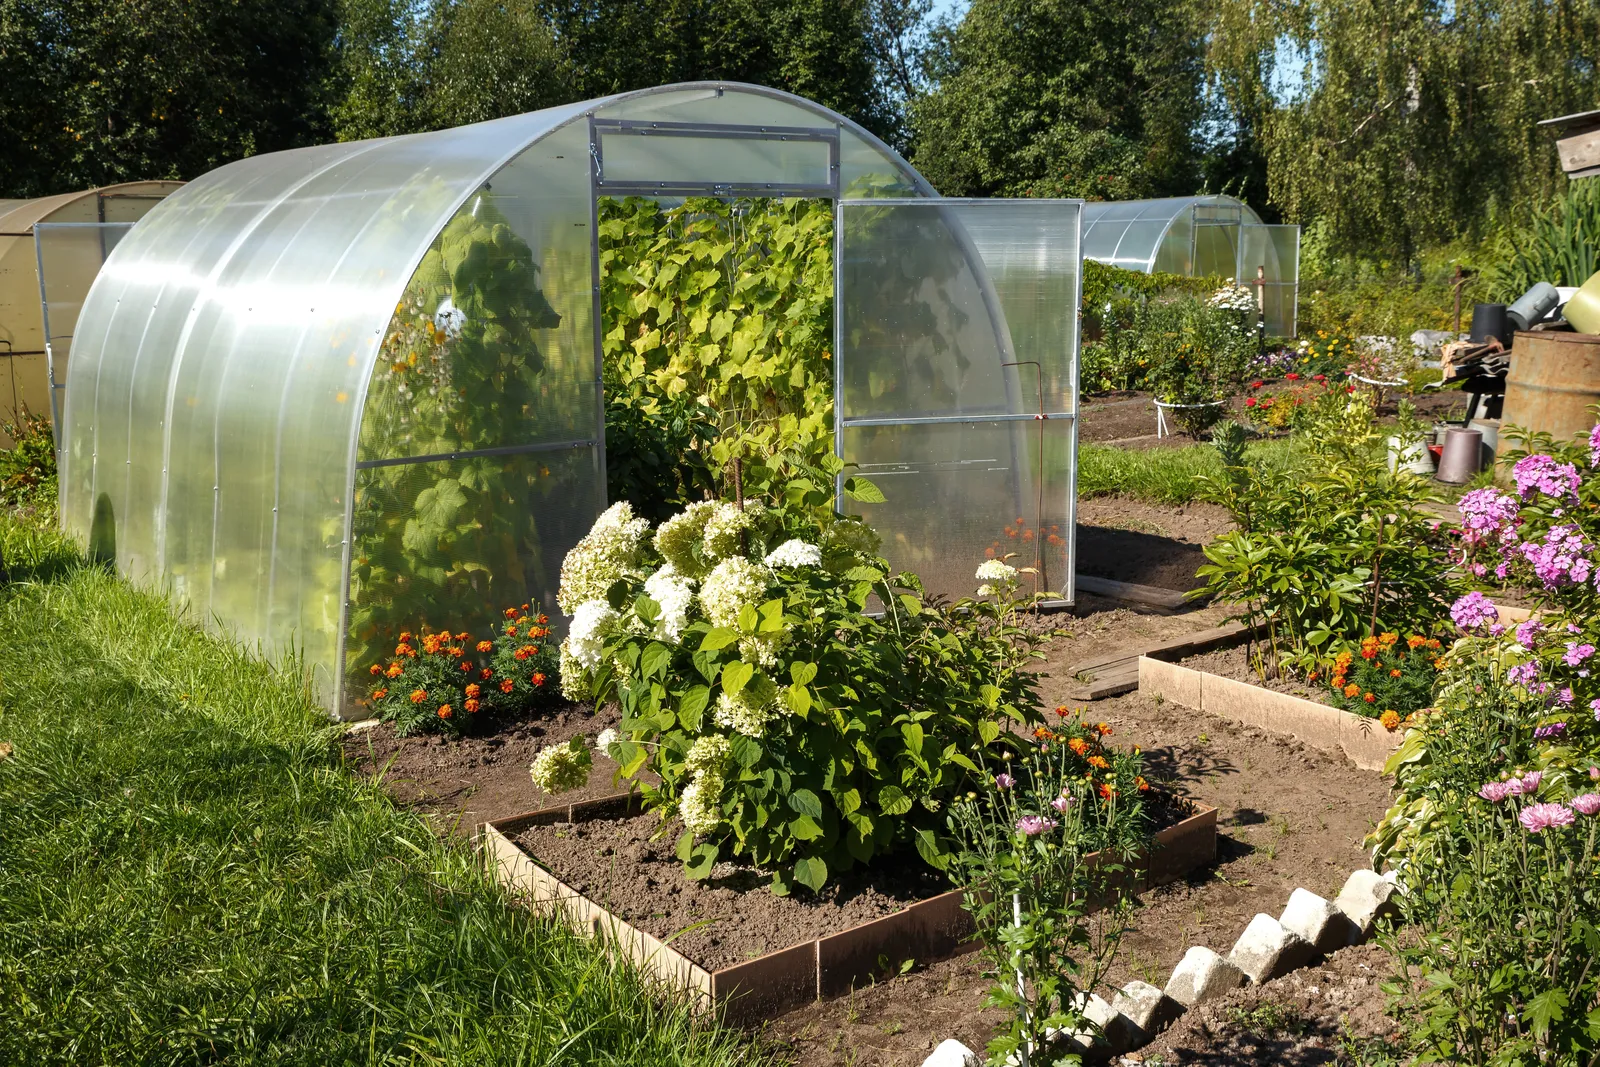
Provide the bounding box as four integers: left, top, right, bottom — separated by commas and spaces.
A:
1502, 331, 1600, 443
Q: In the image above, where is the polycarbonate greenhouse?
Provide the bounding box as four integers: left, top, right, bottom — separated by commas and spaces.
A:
1081, 195, 1300, 336
61, 83, 1083, 716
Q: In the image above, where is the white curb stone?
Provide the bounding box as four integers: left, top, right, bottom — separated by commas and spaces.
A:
1279, 887, 1355, 955
1228, 913, 1316, 983
1334, 869, 1397, 940
1063, 992, 1124, 1056
921, 1038, 981, 1067
1164, 946, 1245, 1007
1109, 980, 1184, 1046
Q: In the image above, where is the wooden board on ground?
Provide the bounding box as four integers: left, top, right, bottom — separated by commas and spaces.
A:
1075, 573, 1204, 613
1063, 621, 1252, 702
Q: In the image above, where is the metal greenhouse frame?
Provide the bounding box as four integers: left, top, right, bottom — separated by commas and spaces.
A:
61, 83, 1084, 717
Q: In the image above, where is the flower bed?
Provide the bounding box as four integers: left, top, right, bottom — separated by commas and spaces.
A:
477, 790, 1217, 1023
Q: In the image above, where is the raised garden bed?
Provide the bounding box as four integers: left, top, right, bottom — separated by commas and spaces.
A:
1138, 647, 1402, 772
477, 791, 1218, 1023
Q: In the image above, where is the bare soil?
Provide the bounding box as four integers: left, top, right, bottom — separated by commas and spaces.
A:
1076, 498, 1232, 592
1178, 642, 1334, 703
341, 701, 631, 829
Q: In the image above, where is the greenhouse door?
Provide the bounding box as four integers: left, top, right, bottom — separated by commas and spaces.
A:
834, 199, 1082, 606
1238, 224, 1301, 338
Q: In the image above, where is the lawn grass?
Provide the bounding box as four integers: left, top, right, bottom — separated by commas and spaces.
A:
1077, 436, 1306, 505
0, 510, 775, 1066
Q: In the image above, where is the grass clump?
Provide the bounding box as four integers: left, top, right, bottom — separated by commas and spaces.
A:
1078, 437, 1305, 505
0, 509, 770, 1066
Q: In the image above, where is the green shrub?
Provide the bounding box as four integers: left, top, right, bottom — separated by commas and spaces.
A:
549, 452, 1050, 894
1080, 261, 1241, 396
0, 407, 56, 511
1485, 177, 1600, 301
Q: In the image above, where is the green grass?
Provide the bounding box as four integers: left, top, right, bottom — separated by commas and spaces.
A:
0, 511, 773, 1066
1078, 437, 1305, 505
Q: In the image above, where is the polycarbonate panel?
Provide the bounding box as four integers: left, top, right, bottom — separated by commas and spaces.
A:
1081, 195, 1272, 281
838, 200, 1080, 420
34, 223, 132, 440
1237, 223, 1300, 337
843, 419, 1075, 603
64, 82, 927, 716
598, 129, 832, 189
345, 445, 600, 706
1193, 222, 1241, 279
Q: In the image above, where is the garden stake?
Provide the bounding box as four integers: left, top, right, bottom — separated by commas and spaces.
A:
1012, 890, 1032, 1067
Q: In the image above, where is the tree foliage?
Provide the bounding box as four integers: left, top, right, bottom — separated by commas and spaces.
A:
0, 0, 337, 196
907, 0, 1205, 198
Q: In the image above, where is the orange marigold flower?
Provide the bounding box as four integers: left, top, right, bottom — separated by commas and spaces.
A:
1136, 776, 1150, 792
1364, 692, 1376, 703
385, 663, 403, 679
514, 647, 533, 661
505, 607, 518, 619
1425, 638, 1442, 649
465, 683, 481, 698
448, 646, 463, 658
373, 688, 387, 700
1335, 651, 1353, 668
1379, 709, 1401, 730
460, 661, 472, 672
1054, 705, 1068, 717
410, 689, 427, 704
476, 641, 493, 653
505, 625, 518, 638
456, 632, 469, 642
500, 679, 515, 693
984, 546, 996, 558
1344, 683, 1360, 697
1360, 647, 1378, 660
1407, 634, 1426, 649
1088, 755, 1110, 770
438, 704, 452, 719
1306, 671, 1318, 682
531, 672, 547, 687
479, 668, 493, 680
395, 643, 414, 657
1033, 726, 1051, 740
1096, 722, 1112, 736
369, 663, 383, 675
1379, 632, 1398, 646
1068, 737, 1089, 756
1389, 668, 1402, 678
398, 631, 413, 643
1097, 782, 1115, 800
538, 614, 549, 625
464, 698, 480, 713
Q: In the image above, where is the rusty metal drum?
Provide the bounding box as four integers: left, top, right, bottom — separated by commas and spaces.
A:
1503, 331, 1600, 443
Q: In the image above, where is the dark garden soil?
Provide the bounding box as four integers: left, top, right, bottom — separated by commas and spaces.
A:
1075, 498, 1232, 592
513, 795, 1195, 975
341, 701, 631, 830
768, 612, 1396, 1066
1177, 642, 1335, 703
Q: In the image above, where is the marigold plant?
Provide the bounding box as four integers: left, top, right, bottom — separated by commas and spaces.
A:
1322, 632, 1442, 725
366, 605, 560, 737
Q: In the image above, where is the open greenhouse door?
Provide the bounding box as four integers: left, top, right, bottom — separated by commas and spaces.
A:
834, 199, 1082, 606
1238, 224, 1300, 338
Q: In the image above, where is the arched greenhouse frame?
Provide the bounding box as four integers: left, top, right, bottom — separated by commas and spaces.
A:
61, 83, 1084, 716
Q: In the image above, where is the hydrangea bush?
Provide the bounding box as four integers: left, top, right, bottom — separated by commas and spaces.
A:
548, 457, 1053, 894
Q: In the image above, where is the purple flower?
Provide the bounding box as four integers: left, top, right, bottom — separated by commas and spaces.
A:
1571, 623, 1583, 634
1589, 422, 1600, 468
1478, 780, 1513, 802
1519, 802, 1576, 833
1015, 815, 1058, 836
1456, 488, 1522, 547
1534, 722, 1568, 741
1512, 454, 1581, 502
1570, 793, 1600, 816
1450, 591, 1499, 631
1515, 619, 1544, 650
1592, 698, 1600, 722
1555, 687, 1575, 708
1507, 661, 1541, 687
1489, 623, 1506, 637
1520, 525, 1595, 590
1564, 642, 1595, 666
1050, 795, 1075, 813
995, 773, 1015, 790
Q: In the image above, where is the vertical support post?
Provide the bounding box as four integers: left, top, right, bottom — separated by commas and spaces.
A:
588, 116, 608, 512
832, 199, 845, 509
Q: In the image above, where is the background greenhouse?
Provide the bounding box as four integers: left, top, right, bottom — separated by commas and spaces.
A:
60, 83, 1085, 717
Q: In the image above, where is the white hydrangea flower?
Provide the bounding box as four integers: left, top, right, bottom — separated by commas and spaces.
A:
702, 502, 753, 561
699, 556, 770, 630
559, 644, 587, 702
529, 737, 592, 794
713, 688, 772, 738
678, 774, 723, 836
763, 539, 822, 569
684, 734, 731, 776
642, 565, 695, 643
976, 583, 995, 597
653, 500, 717, 578
595, 727, 619, 755
975, 559, 1018, 583
739, 634, 781, 668
558, 502, 651, 614
823, 518, 881, 557
563, 599, 617, 670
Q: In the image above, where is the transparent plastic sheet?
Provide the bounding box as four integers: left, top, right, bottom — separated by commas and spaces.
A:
837, 199, 1080, 604
33, 223, 134, 441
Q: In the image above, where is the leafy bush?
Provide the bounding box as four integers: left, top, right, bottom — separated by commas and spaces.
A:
365, 606, 560, 737
1197, 393, 1457, 667
0, 406, 56, 511
1079, 262, 1234, 396
550, 454, 1051, 894
1485, 177, 1600, 301
941, 718, 1150, 1065
1319, 632, 1445, 725
598, 196, 833, 516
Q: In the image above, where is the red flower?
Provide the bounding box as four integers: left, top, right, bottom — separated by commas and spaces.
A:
464, 698, 480, 713
1249, 380, 1264, 390
1285, 372, 1300, 381
479, 668, 493, 680
1245, 397, 1258, 408
505, 607, 518, 619
438, 704, 453, 719
531, 672, 547, 687
499, 678, 515, 693
1313, 374, 1326, 382
459, 661, 472, 672
476, 641, 493, 653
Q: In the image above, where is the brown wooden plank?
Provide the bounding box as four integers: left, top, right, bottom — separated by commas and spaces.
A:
1075, 573, 1199, 611
1559, 128, 1600, 174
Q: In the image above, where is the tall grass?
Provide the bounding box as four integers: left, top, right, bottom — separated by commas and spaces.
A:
1077, 438, 1305, 505
0, 512, 774, 1066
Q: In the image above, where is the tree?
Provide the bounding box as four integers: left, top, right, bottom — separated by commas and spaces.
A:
423, 0, 572, 128
906, 0, 1206, 199
0, 0, 338, 197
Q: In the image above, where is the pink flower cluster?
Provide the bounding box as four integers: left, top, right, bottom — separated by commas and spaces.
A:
1450, 591, 1499, 630
1520, 802, 1577, 832
1513, 454, 1581, 502
1456, 488, 1522, 548
1519, 524, 1595, 590
1590, 422, 1600, 469
1015, 815, 1058, 836
1478, 770, 1542, 802
1515, 619, 1545, 649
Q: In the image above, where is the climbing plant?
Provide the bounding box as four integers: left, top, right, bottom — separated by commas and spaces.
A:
598, 196, 835, 516
347, 194, 587, 686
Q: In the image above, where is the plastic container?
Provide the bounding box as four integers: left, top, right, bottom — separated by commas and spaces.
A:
1507, 282, 1560, 331
1435, 427, 1484, 483
1559, 270, 1600, 334
1470, 303, 1510, 344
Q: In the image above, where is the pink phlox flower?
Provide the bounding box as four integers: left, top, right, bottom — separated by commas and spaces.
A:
1519, 802, 1576, 833
1588, 422, 1600, 468
1512, 454, 1581, 502
1456, 488, 1522, 547
1565, 642, 1596, 666
1515, 619, 1544, 650
1489, 623, 1506, 637
1450, 591, 1499, 630
1519, 525, 1594, 590
1507, 661, 1541, 687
